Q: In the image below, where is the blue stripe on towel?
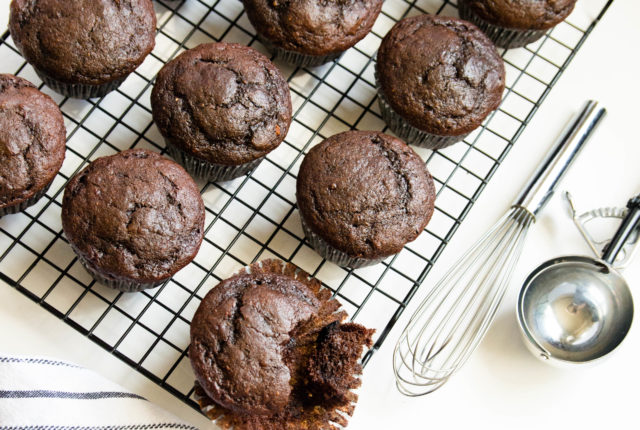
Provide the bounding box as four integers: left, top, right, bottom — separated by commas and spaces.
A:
0, 425, 199, 430
0, 357, 82, 368
0, 390, 147, 400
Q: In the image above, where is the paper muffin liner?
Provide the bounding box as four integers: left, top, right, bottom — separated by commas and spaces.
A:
165, 142, 265, 182
374, 71, 469, 150
257, 34, 343, 67
300, 215, 386, 269
458, 2, 548, 49
35, 69, 125, 99
0, 181, 52, 217
69, 243, 166, 293
193, 258, 370, 430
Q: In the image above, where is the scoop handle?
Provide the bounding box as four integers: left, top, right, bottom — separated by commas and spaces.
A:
602, 194, 640, 265
513, 101, 606, 218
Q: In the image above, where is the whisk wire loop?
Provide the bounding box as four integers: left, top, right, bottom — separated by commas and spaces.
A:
393, 207, 534, 396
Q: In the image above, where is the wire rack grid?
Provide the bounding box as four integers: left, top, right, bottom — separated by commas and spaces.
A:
0, 0, 612, 411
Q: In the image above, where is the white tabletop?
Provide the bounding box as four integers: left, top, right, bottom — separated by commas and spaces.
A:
1, 1, 638, 429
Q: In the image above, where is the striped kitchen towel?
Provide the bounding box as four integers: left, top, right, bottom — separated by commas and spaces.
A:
0, 355, 199, 430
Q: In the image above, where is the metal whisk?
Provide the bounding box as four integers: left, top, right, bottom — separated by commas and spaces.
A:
394, 101, 607, 396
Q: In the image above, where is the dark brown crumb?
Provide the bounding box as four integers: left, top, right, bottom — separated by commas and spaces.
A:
306, 322, 375, 406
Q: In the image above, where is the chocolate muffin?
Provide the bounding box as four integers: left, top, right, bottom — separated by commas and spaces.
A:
242, 0, 384, 66
151, 43, 292, 182
9, 0, 156, 98
376, 15, 505, 150
190, 259, 374, 429
62, 149, 205, 292
0, 74, 65, 217
296, 131, 436, 268
458, 0, 578, 48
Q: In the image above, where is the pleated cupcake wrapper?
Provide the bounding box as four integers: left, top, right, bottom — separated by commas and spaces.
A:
256, 34, 343, 67
70, 243, 166, 293
194, 259, 360, 430
300, 215, 385, 269
35, 69, 125, 99
0, 181, 52, 217
374, 71, 468, 150
165, 142, 264, 182
458, 2, 548, 49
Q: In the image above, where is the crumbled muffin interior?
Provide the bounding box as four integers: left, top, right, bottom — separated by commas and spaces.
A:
306, 322, 375, 406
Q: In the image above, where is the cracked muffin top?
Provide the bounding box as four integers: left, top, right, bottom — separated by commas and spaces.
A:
459, 0, 577, 30
151, 43, 292, 166
376, 14, 505, 136
62, 149, 205, 284
242, 0, 384, 56
190, 259, 374, 428
0, 74, 65, 210
9, 0, 156, 86
296, 131, 436, 260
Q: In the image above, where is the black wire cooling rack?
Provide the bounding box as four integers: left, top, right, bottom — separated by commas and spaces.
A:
0, 0, 613, 410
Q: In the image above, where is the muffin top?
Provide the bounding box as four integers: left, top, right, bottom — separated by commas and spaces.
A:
296, 131, 436, 260
9, 0, 156, 85
376, 15, 505, 136
242, 0, 383, 56
0, 74, 65, 210
151, 43, 292, 166
460, 0, 577, 30
190, 259, 374, 428
62, 149, 205, 284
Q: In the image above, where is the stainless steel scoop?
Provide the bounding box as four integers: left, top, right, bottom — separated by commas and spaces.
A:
518, 193, 640, 364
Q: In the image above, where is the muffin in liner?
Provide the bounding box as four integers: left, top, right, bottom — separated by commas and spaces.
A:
1, 74, 66, 217
297, 131, 436, 271
165, 142, 265, 182
0, 182, 52, 218
257, 35, 343, 67
151, 43, 291, 184
376, 79, 470, 150
192, 258, 374, 430
375, 15, 505, 151
458, 2, 549, 49
62, 149, 205, 294
300, 215, 386, 269
9, 0, 156, 100
35, 69, 125, 99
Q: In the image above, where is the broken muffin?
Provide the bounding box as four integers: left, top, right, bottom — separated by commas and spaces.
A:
189, 259, 374, 429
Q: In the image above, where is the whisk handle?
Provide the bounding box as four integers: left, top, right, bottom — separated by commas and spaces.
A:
513, 100, 606, 218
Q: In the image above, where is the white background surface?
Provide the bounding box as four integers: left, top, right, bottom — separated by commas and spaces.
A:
1, 1, 639, 428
